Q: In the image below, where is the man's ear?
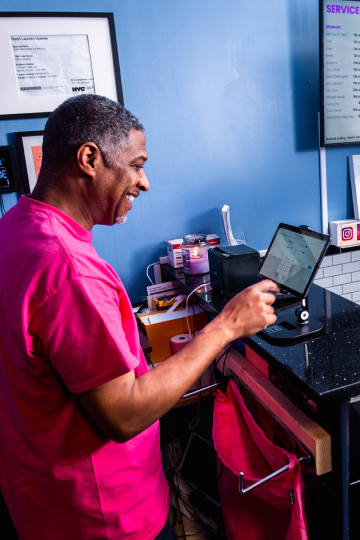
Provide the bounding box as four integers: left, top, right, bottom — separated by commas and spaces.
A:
77, 143, 103, 177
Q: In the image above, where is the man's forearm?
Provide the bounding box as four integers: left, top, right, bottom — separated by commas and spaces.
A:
124, 319, 229, 438
77, 280, 279, 443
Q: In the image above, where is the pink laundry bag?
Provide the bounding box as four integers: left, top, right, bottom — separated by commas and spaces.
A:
212, 380, 309, 540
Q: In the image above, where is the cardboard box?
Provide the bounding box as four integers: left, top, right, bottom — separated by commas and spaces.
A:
138, 305, 208, 363
166, 238, 184, 268
206, 234, 220, 247
329, 219, 360, 247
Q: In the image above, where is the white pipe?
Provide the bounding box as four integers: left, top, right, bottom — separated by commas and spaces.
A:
318, 112, 329, 235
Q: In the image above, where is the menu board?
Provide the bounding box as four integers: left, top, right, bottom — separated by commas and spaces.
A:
322, 0, 360, 145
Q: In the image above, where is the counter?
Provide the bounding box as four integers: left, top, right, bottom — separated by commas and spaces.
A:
161, 263, 360, 403
161, 262, 360, 539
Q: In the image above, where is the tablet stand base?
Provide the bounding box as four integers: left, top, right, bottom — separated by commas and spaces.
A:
261, 297, 324, 342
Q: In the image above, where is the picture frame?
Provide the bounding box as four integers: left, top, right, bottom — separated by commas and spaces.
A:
16, 131, 44, 194
0, 12, 123, 119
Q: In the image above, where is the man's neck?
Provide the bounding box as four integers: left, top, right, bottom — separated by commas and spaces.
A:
30, 180, 93, 231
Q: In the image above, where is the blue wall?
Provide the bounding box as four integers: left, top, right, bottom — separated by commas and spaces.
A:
1, 0, 358, 302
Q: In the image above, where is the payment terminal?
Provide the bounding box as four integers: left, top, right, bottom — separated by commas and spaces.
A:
259, 223, 330, 341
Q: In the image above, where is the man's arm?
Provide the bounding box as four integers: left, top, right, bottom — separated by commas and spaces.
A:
77, 279, 279, 443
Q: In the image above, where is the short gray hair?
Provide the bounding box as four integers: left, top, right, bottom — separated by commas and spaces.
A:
40, 94, 144, 176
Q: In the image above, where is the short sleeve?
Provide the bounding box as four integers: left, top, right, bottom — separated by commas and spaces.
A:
28, 276, 140, 393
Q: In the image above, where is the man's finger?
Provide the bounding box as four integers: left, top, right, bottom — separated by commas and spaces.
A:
254, 279, 280, 293
261, 292, 278, 305
268, 314, 278, 325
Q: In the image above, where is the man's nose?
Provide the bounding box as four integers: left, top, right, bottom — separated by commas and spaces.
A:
138, 170, 150, 192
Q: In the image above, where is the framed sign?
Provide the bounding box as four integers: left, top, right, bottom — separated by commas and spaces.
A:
0, 12, 123, 119
16, 131, 44, 193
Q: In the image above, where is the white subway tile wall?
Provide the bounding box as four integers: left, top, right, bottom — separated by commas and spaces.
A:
314, 251, 360, 304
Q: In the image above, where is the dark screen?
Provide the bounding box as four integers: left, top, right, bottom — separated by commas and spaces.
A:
0, 150, 15, 191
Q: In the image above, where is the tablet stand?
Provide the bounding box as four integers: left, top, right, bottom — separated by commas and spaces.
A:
262, 296, 324, 342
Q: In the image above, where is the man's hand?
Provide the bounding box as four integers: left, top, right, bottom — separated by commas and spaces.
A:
77, 279, 279, 443
215, 279, 279, 343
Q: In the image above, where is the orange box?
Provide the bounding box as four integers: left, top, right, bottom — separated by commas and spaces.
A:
138, 305, 208, 364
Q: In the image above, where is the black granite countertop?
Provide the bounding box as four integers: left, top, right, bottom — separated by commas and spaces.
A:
161, 263, 360, 403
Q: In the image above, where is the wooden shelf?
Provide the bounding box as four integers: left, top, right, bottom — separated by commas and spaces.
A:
216, 348, 332, 476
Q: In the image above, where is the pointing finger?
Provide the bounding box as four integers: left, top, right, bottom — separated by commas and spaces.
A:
255, 279, 280, 293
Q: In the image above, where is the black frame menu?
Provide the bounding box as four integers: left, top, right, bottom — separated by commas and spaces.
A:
320, 0, 360, 146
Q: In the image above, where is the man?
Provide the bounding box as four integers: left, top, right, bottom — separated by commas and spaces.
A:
0, 94, 278, 540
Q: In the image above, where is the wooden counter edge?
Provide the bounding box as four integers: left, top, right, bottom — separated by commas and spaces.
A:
216, 348, 332, 476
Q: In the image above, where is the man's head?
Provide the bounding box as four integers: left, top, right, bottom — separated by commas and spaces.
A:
41, 94, 145, 176
35, 95, 149, 230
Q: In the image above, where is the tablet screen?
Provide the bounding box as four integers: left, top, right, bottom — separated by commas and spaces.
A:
260, 224, 330, 297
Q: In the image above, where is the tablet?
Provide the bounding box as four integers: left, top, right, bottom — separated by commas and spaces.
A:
259, 223, 331, 298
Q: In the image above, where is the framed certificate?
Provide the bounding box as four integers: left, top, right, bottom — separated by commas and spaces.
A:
0, 12, 123, 119
16, 131, 44, 193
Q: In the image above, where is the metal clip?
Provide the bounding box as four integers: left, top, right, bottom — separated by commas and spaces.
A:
182, 382, 221, 399
238, 456, 310, 494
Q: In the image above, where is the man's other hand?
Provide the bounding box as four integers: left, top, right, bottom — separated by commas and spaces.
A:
216, 279, 279, 342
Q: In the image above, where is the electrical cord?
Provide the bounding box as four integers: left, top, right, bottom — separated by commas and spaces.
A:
165, 441, 187, 539
146, 262, 158, 285
222, 347, 232, 377
168, 433, 226, 539
188, 395, 201, 430
185, 282, 211, 340
214, 346, 233, 375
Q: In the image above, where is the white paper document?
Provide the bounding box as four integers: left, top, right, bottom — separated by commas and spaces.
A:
10, 34, 95, 98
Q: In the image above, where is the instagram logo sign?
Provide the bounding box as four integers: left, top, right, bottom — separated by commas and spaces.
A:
342, 227, 354, 241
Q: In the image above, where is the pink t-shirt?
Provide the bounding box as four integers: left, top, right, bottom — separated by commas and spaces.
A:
0, 196, 169, 540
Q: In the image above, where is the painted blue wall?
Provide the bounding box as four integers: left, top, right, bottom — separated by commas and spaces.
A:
1, 0, 358, 302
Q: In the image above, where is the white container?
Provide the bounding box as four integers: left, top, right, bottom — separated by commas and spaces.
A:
166, 238, 183, 268
329, 219, 360, 247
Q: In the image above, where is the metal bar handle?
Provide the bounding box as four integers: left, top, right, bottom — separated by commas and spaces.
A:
238, 456, 309, 494
183, 382, 221, 399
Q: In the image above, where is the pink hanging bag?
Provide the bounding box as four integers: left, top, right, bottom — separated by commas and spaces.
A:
213, 380, 309, 540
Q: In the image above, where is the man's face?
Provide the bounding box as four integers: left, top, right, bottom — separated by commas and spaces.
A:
95, 129, 149, 226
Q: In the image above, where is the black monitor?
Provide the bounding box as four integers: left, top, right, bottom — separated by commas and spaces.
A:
258, 223, 331, 342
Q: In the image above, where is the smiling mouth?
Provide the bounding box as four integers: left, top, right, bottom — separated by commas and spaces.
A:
126, 195, 135, 202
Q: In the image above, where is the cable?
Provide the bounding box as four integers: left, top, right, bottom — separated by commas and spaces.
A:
222, 347, 232, 377
214, 346, 233, 373
188, 396, 201, 430
185, 282, 211, 340
166, 442, 187, 539
146, 262, 158, 285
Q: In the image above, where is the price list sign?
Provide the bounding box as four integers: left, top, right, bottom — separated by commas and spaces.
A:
322, 1, 360, 145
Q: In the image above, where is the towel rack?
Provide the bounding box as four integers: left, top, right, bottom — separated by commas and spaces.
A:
238, 455, 310, 494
